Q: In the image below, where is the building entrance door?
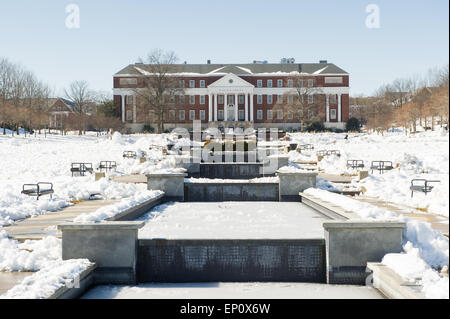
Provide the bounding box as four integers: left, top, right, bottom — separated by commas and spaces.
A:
227, 104, 235, 121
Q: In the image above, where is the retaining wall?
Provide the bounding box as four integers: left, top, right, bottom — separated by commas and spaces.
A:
199, 163, 264, 179
137, 239, 326, 283
184, 182, 279, 202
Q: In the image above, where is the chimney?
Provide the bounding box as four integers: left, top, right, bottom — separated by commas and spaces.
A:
207, 60, 211, 64
319, 60, 328, 64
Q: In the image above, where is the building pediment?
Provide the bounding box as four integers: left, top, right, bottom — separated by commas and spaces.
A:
208, 73, 254, 89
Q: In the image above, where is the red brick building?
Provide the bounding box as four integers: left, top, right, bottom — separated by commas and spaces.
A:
113, 61, 349, 132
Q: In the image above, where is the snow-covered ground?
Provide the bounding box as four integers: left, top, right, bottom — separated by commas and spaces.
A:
288, 129, 449, 217
0, 129, 448, 299
82, 282, 383, 299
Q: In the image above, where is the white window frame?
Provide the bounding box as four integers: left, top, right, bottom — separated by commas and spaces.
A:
277, 79, 283, 88
277, 95, 283, 104
287, 112, 293, 120
218, 95, 224, 104
257, 80, 263, 88
287, 79, 293, 88
239, 110, 245, 121
200, 110, 205, 120
308, 79, 314, 88
189, 80, 195, 88
257, 109, 263, 120
257, 95, 263, 104
126, 110, 133, 121
239, 95, 245, 104
298, 79, 303, 88
267, 80, 273, 88
189, 110, 195, 120
267, 95, 273, 105
189, 95, 195, 105
179, 110, 185, 120
200, 95, 205, 105
218, 110, 224, 121
180, 95, 186, 105
180, 80, 185, 88
330, 109, 337, 120
169, 110, 175, 121
120, 78, 137, 86
200, 80, 205, 88
267, 110, 273, 120
126, 95, 133, 104
308, 94, 314, 104
277, 110, 283, 120
288, 95, 294, 104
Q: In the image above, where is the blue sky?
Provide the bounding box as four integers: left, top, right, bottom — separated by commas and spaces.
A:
0, 0, 448, 96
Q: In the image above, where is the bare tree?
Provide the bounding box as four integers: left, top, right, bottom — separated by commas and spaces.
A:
132, 49, 184, 133
64, 80, 94, 134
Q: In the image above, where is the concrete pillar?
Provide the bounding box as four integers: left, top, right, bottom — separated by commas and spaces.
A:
121, 95, 125, 123
58, 222, 145, 284
250, 93, 254, 121
147, 172, 187, 201
133, 95, 136, 123
277, 170, 318, 202
338, 94, 342, 122
214, 93, 217, 122
234, 93, 238, 121
323, 221, 406, 285
326, 94, 330, 122
245, 93, 249, 122
208, 94, 212, 122
224, 94, 228, 122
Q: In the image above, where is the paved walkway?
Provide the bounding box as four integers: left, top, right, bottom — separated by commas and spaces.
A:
354, 196, 449, 234
317, 172, 354, 184
0, 272, 34, 296
3, 199, 118, 242
111, 174, 147, 184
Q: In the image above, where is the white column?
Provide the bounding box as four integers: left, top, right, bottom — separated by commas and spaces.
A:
208, 94, 212, 122
133, 95, 137, 123
214, 94, 218, 121
326, 94, 330, 122
245, 93, 249, 122
338, 94, 342, 122
121, 95, 125, 123
234, 93, 238, 122
224, 94, 228, 122
250, 93, 254, 121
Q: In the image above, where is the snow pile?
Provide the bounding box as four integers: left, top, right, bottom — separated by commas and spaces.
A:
0, 230, 61, 272
289, 130, 449, 217
304, 188, 449, 299
74, 189, 163, 223
0, 259, 93, 299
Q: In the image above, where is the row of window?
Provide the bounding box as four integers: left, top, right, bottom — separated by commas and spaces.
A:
120, 77, 344, 88
127, 108, 338, 122
126, 94, 340, 106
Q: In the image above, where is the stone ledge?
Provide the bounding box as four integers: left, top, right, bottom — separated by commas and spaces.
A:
146, 173, 187, 177
276, 170, 318, 176
106, 193, 164, 221
58, 221, 145, 231
299, 192, 359, 220
323, 221, 407, 229
367, 262, 426, 299
47, 264, 97, 299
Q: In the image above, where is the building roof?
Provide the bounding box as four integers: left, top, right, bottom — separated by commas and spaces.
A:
50, 98, 76, 112
114, 63, 349, 76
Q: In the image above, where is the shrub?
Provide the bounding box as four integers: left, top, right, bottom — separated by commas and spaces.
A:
306, 122, 327, 132
346, 117, 361, 132
143, 125, 154, 133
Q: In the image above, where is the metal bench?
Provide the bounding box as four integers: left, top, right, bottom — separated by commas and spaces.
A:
21, 182, 54, 200
299, 144, 314, 151
347, 160, 365, 169
326, 150, 341, 157
98, 161, 117, 172
70, 163, 93, 177
410, 179, 440, 198
316, 150, 328, 157
123, 151, 137, 159
370, 161, 394, 174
